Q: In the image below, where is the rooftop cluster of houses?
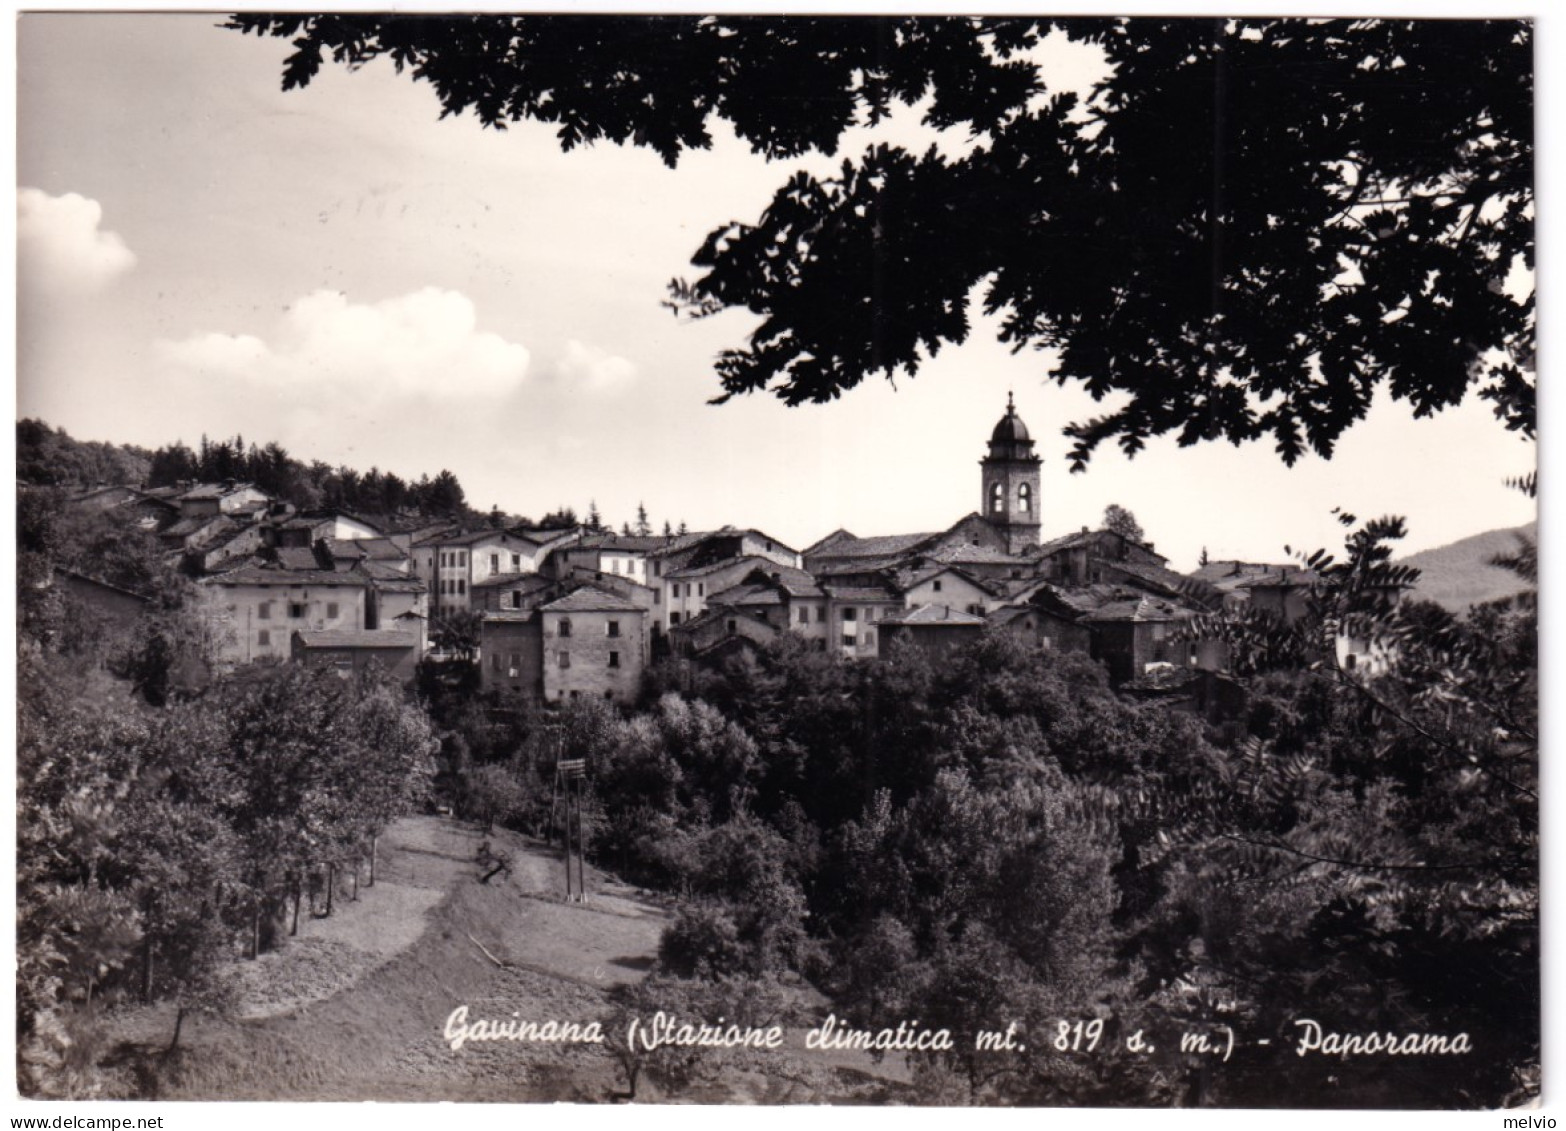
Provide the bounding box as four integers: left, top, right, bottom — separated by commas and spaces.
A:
60, 398, 1375, 704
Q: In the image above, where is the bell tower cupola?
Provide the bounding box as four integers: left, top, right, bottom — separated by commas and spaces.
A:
980, 392, 1042, 554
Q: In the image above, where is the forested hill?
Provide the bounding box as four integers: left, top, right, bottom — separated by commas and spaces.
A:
16, 419, 154, 488
16, 419, 476, 521
1398, 523, 1537, 612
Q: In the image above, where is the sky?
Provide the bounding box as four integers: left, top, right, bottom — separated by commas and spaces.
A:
14, 12, 1540, 573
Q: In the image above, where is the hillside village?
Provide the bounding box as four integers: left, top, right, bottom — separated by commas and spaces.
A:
51, 396, 1376, 705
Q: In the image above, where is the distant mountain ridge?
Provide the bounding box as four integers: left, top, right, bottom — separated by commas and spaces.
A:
1398, 523, 1536, 613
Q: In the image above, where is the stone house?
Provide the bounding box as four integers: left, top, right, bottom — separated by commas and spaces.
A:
877, 605, 987, 660
199, 566, 369, 666
539, 585, 647, 703
479, 611, 545, 696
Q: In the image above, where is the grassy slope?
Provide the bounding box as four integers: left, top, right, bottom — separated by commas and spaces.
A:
106, 816, 904, 1103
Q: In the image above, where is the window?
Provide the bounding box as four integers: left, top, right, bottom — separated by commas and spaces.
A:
458, 551, 467, 566
512, 553, 521, 570
843, 607, 857, 621
558, 618, 572, 638
698, 583, 705, 597
816, 607, 826, 623
558, 650, 571, 669
512, 591, 523, 609
608, 651, 621, 668
1018, 482, 1032, 514
607, 620, 621, 638
258, 601, 271, 620
933, 579, 943, 592
604, 690, 614, 701
492, 653, 502, 672
570, 690, 581, 700
672, 583, 681, 598
670, 612, 681, 626
726, 619, 737, 635
510, 652, 521, 673
653, 591, 661, 605
257, 629, 270, 647
798, 608, 809, 625
1152, 622, 1167, 641
327, 602, 339, 619
842, 633, 857, 647
289, 602, 307, 619
1345, 652, 1357, 671
990, 481, 1004, 514
968, 603, 985, 616
490, 553, 499, 572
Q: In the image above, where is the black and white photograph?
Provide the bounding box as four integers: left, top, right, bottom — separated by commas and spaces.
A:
14, 9, 1541, 1113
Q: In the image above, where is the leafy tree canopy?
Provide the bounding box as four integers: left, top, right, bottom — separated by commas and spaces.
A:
1102, 504, 1144, 543
231, 15, 1533, 466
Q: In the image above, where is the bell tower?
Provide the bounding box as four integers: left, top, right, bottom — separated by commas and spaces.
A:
979, 392, 1042, 554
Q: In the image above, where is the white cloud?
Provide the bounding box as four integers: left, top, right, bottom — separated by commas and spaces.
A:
18, 187, 136, 294
557, 338, 638, 393
157, 287, 531, 400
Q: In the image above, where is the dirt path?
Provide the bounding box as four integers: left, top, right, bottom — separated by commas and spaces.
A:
126, 815, 906, 1103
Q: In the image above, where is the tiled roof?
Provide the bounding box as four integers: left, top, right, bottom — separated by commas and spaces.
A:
1083, 594, 1196, 623
802, 528, 856, 555
372, 577, 427, 594
540, 585, 644, 614
181, 481, 257, 501
758, 563, 825, 598
293, 629, 417, 650
358, 560, 412, 580
563, 568, 658, 595
165, 515, 224, 538
204, 566, 368, 588
808, 531, 939, 560
1189, 560, 1288, 587
509, 525, 582, 546
411, 523, 465, 547
880, 604, 986, 627
707, 583, 783, 608
666, 554, 770, 580
473, 572, 555, 591
986, 604, 1035, 627
432, 528, 520, 548
893, 564, 1001, 596
822, 585, 899, 602
816, 555, 908, 576
1036, 530, 1100, 556
481, 610, 539, 624
352, 536, 406, 560
575, 533, 673, 553
274, 546, 325, 571
1104, 559, 1219, 603
1240, 568, 1320, 588
926, 543, 1021, 566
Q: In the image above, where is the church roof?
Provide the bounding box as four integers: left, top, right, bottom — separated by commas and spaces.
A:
990, 392, 1031, 444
